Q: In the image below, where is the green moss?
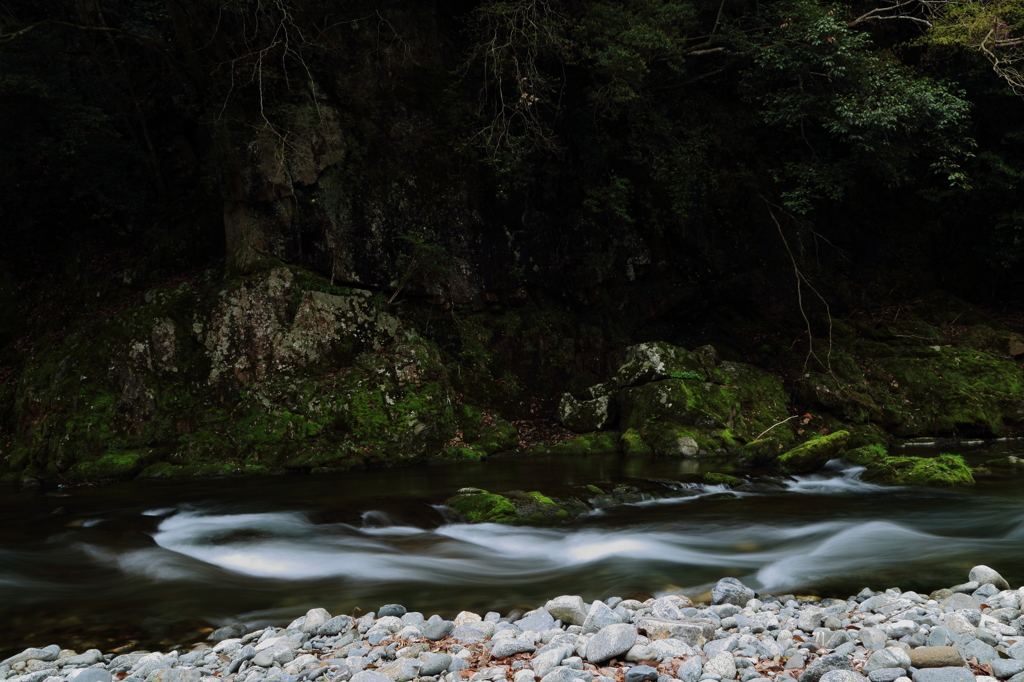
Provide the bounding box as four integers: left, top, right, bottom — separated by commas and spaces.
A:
441, 445, 487, 462
736, 438, 784, 466
472, 419, 519, 454
67, 450, 150, 481
703, 472, 744, 487
861, 454, 974, 486
448, 491, 519, 523
620, 428, 654, 457
585, 484, 604, 494
803, 338, 1024, 438
777, 430, 850, 474
844, 443, 887, 465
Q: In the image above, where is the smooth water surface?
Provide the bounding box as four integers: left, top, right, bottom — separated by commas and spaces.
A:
2, 441, 1024, 656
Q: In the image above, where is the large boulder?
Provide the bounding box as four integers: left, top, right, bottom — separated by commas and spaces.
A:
5, 266, 458, 482
558, 342, 794, 458
778, 431, 850, 474
860, 454, 974, 487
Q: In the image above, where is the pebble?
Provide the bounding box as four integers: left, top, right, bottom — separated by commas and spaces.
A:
12, 567, 1024, 682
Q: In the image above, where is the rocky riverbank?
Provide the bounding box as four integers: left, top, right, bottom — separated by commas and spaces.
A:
6, 567, 1024, 682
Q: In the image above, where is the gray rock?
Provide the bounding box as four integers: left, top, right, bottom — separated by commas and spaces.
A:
712, 578, 756, 607
583, 601, 622, 634
585, 623, 637, 663
546, 597, 588, 627
863, 648, 912, 674
973, 585, 1000, 600
301, 608, 332, 633
799, 653, 854, 682
939, 594, 982, 611
417, 655, 452, 678
8, 672, 53, 682
955, 638, 997, 665
951, 582, 980, 595
833, 642, 857, 657
650, 639, 694, 660
378, 605, 407, 618
4, 647, 61, 667
911, 669, 975, 682
1009, 641, 1024, 661
69, 671, 111, 682
451, 627, 487, 644
798, 608, 824, 633
887, 621, 917, 639
518, 610, 557, 633
541, 667, 588, 682
320, 616, 354, 636
861, 628, 888, 651
61, 650, 104, 667
705, 636, 738, 659
626, 666, 659, 682
351, 672, 391, 682
678, 656, 703, 682
378, 658, 419, 682
926, 629, 957, 648
635, 618, 714, 646
535, 646, 574, 676
625, 646, 659, 663
704, 652, 737, 680
819, 673, 867, 682
490, 640, 537, 659
209, 624, 248, 642
869, 670, 907, 682
909, 647, 965, 670
969, 566, 1010, 591
421, 620, 454, 642
145, 671, 201, 682
991, 660, 1024, 679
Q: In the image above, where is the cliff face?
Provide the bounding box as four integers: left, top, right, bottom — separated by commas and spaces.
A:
2, 1, 1024, 483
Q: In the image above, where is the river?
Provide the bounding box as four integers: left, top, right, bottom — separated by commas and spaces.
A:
2, 441, 1023, 657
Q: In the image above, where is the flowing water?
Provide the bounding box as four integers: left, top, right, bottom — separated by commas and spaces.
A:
2, 441, 1024, 657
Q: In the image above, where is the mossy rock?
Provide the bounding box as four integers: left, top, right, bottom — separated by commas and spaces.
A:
982, 455, 1024, 470
447, 490, 519, 523
66, 450, 153, 482
473, 419, 519, 455
844, 444, 887, 466
446, 489, 580, 524
703, 472, 744, 488
616, 343, 794, 458
621, 428, 655, 457
803, 341, 1024, 438
861, 454, 974, 487
777, 431, 850, 474
736, 438, 784, 467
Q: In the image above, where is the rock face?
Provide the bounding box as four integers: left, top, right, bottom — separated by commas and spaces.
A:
6, 266, 459, 481
558, 342, 794, 458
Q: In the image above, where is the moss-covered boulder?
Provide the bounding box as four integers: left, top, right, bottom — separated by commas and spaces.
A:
802, 321, 1024, 438
558, 393, 615, 433
982, 455, 1024, 470
615, 344, 794, 457
621, 428, 655, 457
737, 438, 785, 467
844, 444, 888, 466
445, 488, 580, 524
5, 266, 459, 482
777, 431, 850, 474
861, 454, 974, 486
